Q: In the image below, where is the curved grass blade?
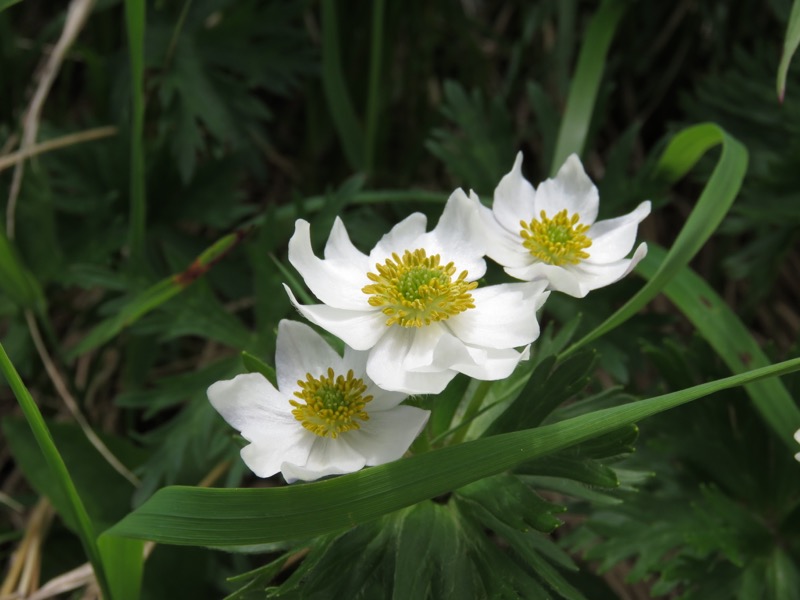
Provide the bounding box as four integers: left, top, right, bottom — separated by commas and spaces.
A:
550, 0, 628, 174
561, 123, 749, 357
103, 356, 800, 547
778, 0, 800, 101
638, 244, 800, 447
68, 229, 248, 358
321, 0, 365, 170
0, 343, 111, 597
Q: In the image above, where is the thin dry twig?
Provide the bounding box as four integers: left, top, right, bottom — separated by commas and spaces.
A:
5, 0, 96, 239
24, 310, 141, 487
0, 126, 117, 173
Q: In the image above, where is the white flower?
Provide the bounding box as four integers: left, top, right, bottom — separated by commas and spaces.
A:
475, 152, 651, 298
795, 429, 800, 463
207, 320, 429, 483
285, 189, 549, 395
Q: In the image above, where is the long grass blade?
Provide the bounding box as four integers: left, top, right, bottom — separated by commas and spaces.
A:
638, 245, 800, 447
124, 0, 147, 268
561, 123, 748, 357
364, 0, 385, 174
103, 356, 800, 547
320, 0, 365, 170
0, 343, 111, 597
549, 0, 627, 174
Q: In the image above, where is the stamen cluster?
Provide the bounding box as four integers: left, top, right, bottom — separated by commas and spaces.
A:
519, 209, 592, 266
290, 368, 372, 438
362, 249, 477, 328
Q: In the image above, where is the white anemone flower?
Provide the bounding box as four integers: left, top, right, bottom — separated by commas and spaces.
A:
285, 189, 549, 395
207, 320, 429, 483
475, 152, 651, 298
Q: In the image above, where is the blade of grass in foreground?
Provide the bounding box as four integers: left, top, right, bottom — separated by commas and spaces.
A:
103, 356, 800, 547
561, 123, 749, 357
549, 0, 628, 174
0, 343, 111, 598
637, 245, 800, 447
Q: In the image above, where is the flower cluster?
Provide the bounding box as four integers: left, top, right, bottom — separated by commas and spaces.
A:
208, 153, 649, 481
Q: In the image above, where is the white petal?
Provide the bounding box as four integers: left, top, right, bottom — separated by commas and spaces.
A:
586, 201, 651, 263
428, 188, 488, 262
402, 322, 446, 371
281, 437, 366, 483
324, 216, 369, 264
346, 405, 430, 465
561, 242, 648, 297
366, 329, 456, 394
474, 194, 532, 269
239, 430, 313, 479
452, 345, 530, 380
285, 285, 388, 350
795, 428, 800, 444
288, 220, 371, 310
275, 320, 344, 396
369, 212, 428, 264
493, 152, 537, 233
446, 281, 549, 348
505, 262, 586, 297
342, 344, 407, 411
207, 372, 294, 435
534, 154, 599, 225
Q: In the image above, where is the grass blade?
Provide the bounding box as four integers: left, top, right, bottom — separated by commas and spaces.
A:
103, 356, 800, 547
637, 245, 800, 447
0, 0, 23, 12
778, 0, 800, 101
562, 123, 748, 356
0, 343, 111, 597
124, 0, 146, 268
364, 0, 385, 174
320, 0, 365, 170
550, 0, 627, 174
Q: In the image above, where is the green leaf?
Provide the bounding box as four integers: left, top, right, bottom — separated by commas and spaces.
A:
98, 536, 144, 600
0, 0, 23, 12
320, 0, 365, 170
103, 355, 800, 547
0, 230, 45, 310
562, 123, 749, 356
241, 351, 277, 387
550, 0, 628, 174
778, 0, 800, 101
68, 230, 245, 358
637, 244, 800, 448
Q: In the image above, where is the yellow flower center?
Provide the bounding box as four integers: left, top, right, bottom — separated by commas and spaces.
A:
290, 368, 372, 439
361, 249, 477, 328
519, 209, 592, 266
